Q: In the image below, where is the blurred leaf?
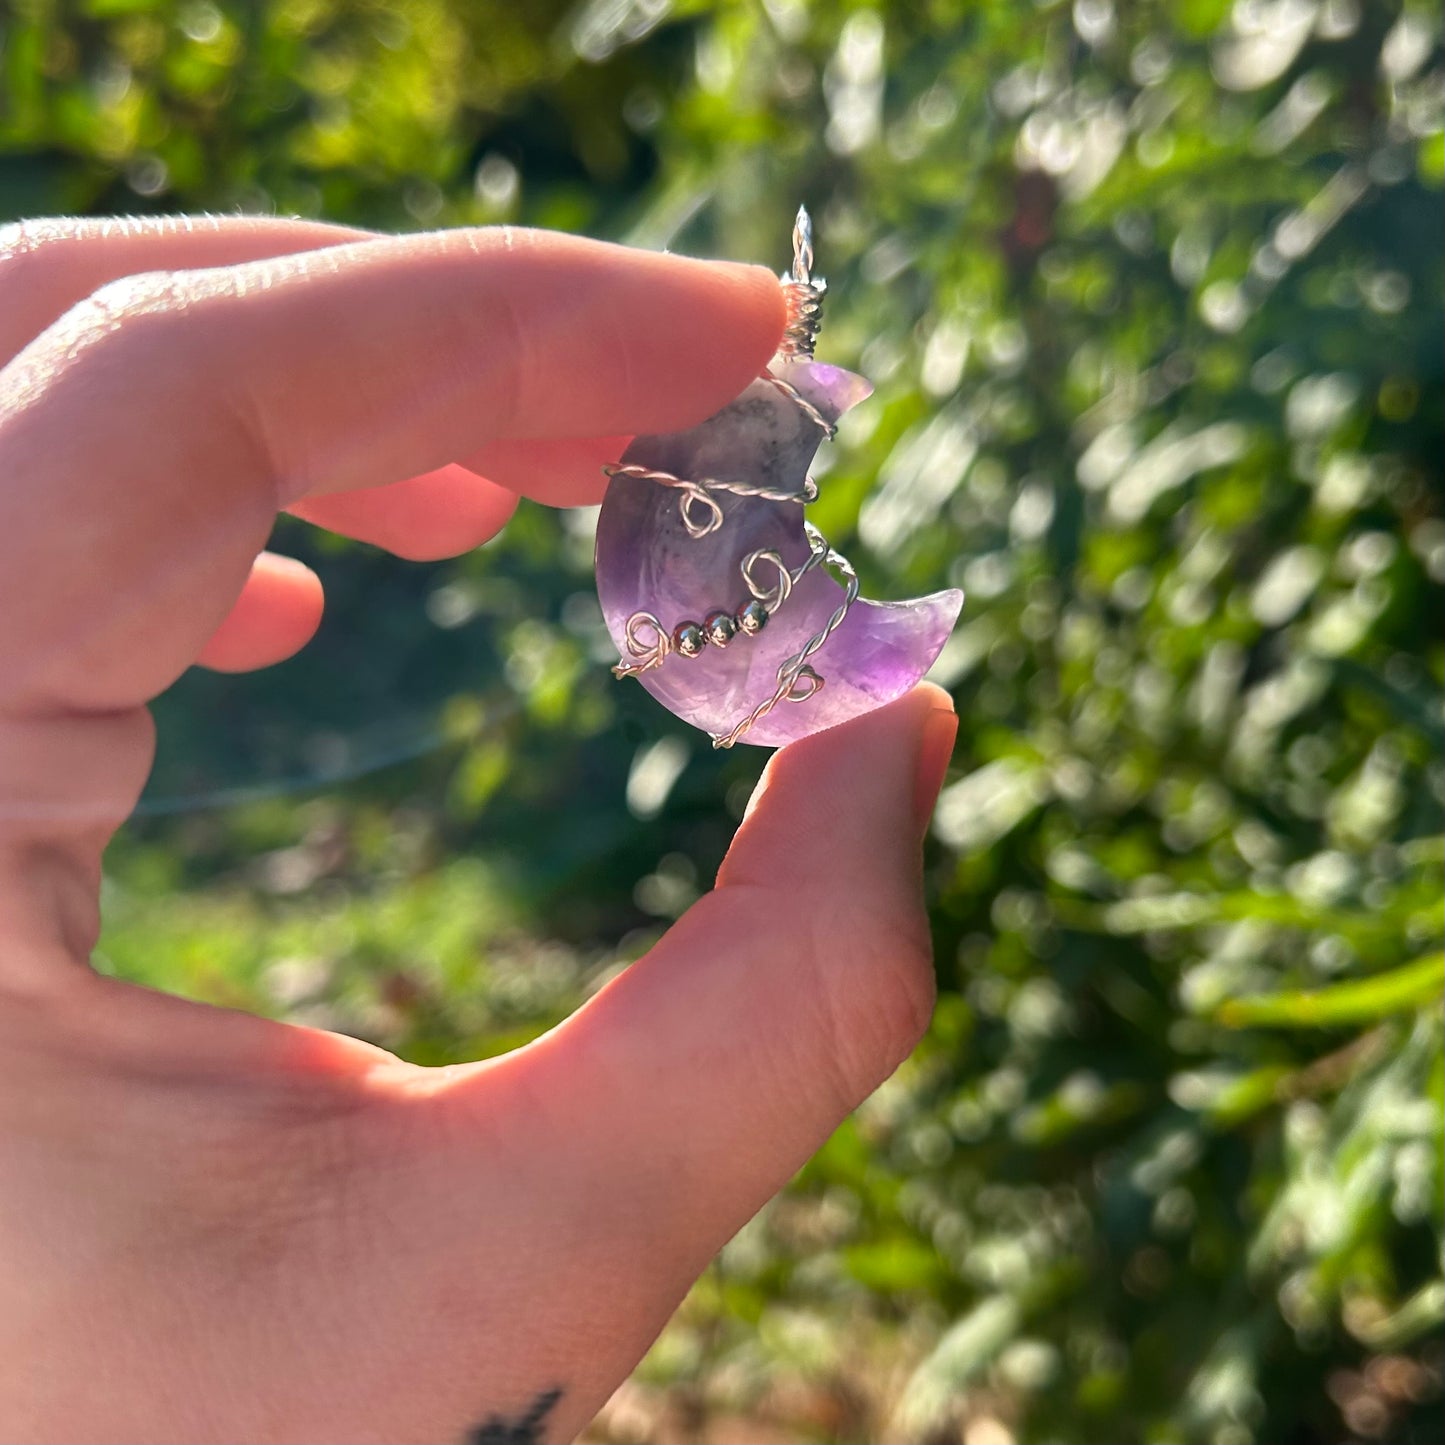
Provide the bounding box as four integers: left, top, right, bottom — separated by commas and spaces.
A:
1220, 954, 1444, 1028
897, 1295, 1023, 1436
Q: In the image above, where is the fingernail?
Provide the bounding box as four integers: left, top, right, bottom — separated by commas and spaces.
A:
913, 704, 958, 836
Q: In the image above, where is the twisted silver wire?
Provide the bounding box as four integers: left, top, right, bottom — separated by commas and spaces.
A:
740, 524, 828, 611
613, 612, 670, 678
779, 205, 826, 361
762, 372, 836, 439
792, 204, 815, 280
602, 462, 818, 539
740, 549, 794, 611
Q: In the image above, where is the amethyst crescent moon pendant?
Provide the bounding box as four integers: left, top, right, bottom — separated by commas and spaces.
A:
594, 207, 964, 749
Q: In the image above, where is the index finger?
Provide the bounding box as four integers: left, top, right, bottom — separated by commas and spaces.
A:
0, 214, 375, 362
0, 227, 785, 716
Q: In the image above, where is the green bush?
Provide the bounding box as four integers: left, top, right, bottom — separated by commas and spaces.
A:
4, 1, 1440, 1440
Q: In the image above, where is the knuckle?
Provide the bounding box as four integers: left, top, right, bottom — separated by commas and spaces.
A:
46, 271, 212, 404
79, 269, 192, 340
8, 265, 273, 506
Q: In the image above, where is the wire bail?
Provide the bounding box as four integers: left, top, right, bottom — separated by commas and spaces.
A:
779, 205, 826, 361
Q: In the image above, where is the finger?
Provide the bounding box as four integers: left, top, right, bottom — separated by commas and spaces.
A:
0, 215, 511, 586
223, 229, 783, 496
483, 686, 959, 1275
0, 214, 373, 362
286, 438, 620, 555
0, 227, 785, 717
194, 552, 324, 673
0, 219, 638, 521
0, 215, 538, 577
291, 441, 624, 557
288, 463, 518, 560
1, 217, 647, 544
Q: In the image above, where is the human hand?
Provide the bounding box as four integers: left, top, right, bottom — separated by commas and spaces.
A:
0, 216, 958, 1444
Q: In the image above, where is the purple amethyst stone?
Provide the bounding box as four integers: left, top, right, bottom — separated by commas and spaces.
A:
595, 356, 963, 747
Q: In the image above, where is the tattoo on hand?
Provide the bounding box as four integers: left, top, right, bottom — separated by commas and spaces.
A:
465, 1386, 564, 1445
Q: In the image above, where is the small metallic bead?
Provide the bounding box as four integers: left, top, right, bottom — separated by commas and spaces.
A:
672, 620, 706, 658
704, 610, 738, 648
736, 599, 770, 635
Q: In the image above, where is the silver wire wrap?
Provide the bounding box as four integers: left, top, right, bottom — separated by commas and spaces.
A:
611, 206, 861, 748
712, 524, 860, 749
761, 373, 837, 441
612, 520, 830, 681
601, 462, 819, 540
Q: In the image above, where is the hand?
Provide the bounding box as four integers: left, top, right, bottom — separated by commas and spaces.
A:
0, 216, 958, 1444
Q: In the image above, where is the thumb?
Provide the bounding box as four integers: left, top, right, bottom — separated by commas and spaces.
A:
515, 683, 958, 1257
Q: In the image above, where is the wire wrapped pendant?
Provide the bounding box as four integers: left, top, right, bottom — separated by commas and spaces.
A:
595, 208, 963, 749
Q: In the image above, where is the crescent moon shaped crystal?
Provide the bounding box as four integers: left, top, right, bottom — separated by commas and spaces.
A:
595, 209, 963, 749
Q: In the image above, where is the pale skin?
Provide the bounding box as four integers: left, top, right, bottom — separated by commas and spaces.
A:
0, 217, 959, 1444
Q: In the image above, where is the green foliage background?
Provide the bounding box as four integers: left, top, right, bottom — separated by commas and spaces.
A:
3, 1, 1442, 1441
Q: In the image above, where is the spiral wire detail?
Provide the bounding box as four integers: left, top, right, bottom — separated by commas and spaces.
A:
610, 207, 861, 747
711, 526, 860, 749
